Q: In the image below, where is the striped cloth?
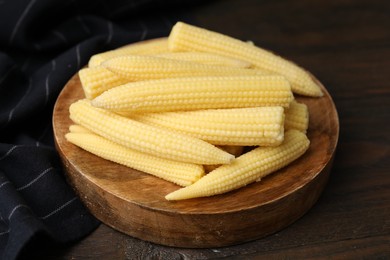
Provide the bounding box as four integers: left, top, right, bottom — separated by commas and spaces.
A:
0, 0, 202, 259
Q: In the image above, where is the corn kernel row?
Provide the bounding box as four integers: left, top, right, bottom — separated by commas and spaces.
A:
91, 75, 293, 114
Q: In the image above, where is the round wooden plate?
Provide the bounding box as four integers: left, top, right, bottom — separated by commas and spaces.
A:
53, 43, 339, 248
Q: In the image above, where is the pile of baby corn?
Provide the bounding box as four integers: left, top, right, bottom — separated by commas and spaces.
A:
66, 22, 323, 201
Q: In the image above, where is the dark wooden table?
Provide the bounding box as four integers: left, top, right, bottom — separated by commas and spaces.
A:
25, 0, 390, 258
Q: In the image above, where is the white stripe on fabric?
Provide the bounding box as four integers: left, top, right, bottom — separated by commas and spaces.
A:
0, 212, 8, 236
76, 44, 81, 69
0, 229, 10, 236
40, 197, 77, 220
0, 145, 18, 161
7, 110, 14, 126
51, 60, 56, 70
77, 15, 91, 35
21, 56, 32, 72
0, 65, 17, 88
109, 1, 137, 16
138, 20, 148, 41
0, 181, 11, 189
105, 21, 113, 45
160, 15, 173, 29
8, 204, 29, 220
4, 77, 33, 127
52, 30, 68, 44
43, 60, 56, 108
16, 167, 53, 191
9, 0, 37, 45
44, 73, 50, 106
35, 122, 50, 146
0, 181, 10, 189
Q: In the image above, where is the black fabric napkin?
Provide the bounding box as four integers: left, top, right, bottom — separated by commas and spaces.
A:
0, 0, 204, 259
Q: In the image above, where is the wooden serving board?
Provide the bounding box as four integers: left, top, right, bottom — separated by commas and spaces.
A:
53, 50, 339, 248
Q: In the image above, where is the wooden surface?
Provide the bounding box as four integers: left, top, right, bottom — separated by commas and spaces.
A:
25, 0, 390, 258
52, 65, 337, 248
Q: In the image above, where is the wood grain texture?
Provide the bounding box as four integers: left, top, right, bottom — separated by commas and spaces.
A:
52, 39, 338, 248
22, 0, 390, 258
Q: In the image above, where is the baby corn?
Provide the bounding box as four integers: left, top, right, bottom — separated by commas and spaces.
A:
66, 130, 204, 186
165, 130, 310, 200
69, 124, 93, 134
132, 107, 285, 146
92, 75, 293, 114
78, 66, 130, 99
168, 22, 323, 97
284, 100, 309, 133
88, 38, 168, 67
155, 52, 252, 68
69, 99, 234, 165
101, 55, 268, 81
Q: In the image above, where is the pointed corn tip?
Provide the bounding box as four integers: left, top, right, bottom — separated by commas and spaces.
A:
90, 96, 102, 108
100, 60, 111, 72
100, 57, 124, 72
307, 80, 324, 97
212, 151, 235, 165
165, 192, 175, 201
65, 132, 79, 144
309, 84, 324, 97
165, 187, 188, 201
226, 153, 235, 164
91, 94, 110, 109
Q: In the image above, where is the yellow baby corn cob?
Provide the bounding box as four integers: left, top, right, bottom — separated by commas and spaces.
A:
284, 100, 309, 133
168, 22, 323, 97
92, 75, 293, 114
69, 99, 234, 165
88, 38, 168, 67
155, 52, 252, 68
165, 129, 310, 200
69, 124, 93, 134
132, 107, 285, 146
66, 131, 204, 186
101, 55, 268, 81
78, 66, 130, 99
